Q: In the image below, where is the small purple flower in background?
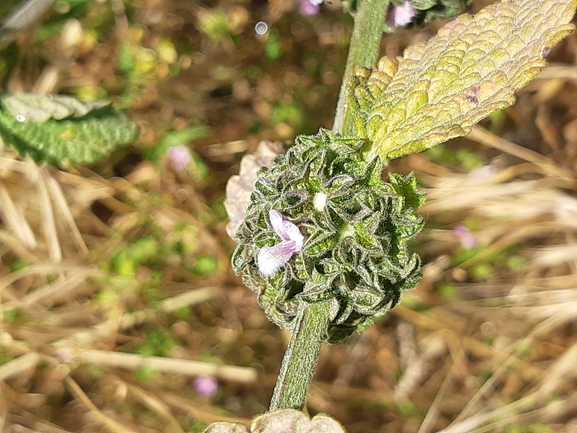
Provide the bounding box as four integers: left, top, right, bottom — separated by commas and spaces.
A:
388, 0, 416, 28
258, 210, 304, 277
468, 165, 497, 182
166, 145, 191, 171
193, 375, 218, 397
299, 0, 322, 16
56, 348, 73, 364
453, 224, 478, 249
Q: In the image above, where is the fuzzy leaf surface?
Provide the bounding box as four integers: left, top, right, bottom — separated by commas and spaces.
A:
0, 94, 111, 122
349, 0, 577, 160
0, 96, 139, 166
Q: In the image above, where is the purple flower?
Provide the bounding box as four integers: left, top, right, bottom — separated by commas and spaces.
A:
166, 145, 191, 171
454, 224, 478, 249
193, 375, 218, 397
388, 0, 416, 28
299, 0, 321, 16
468, 165, 497, 182
258, 210, 304, 277
56, 348, 73, 364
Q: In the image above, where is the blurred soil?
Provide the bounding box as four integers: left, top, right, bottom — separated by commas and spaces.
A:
1, 0, 577, 432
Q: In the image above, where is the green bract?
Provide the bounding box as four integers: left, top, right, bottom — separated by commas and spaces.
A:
408, 0, 473, 25
232, 129, 425, 343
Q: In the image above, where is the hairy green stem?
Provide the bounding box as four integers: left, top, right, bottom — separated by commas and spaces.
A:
333, 0, 390, 135
269, 301, 333, 411
269, 2, 391, 410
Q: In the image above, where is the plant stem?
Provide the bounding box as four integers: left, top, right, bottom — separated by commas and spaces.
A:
269, 301, 333, 411
269, 0, 391, 412
333, 0, 390, 136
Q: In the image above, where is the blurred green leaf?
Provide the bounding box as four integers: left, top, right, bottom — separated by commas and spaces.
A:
9, 259, 26, 272
439, 283, 458, 299
271, 103, 303, 129
117, 42, 137, 74
53, 0, 90, 18
128, 238, 159, 264
506, 255, 526, 269
456, 149, 485, 171
192, 255, 219, 277
397, 400, 421, 417
135, 366, 158, 382
110, 251, 136, 276
0, 94, 138, 166
0, 348, 14, 366
138, 329, 177, 357
471, 262, 494, 281
2, 307, 27, 323
197, 8, 232, 42
1, 93, 110, 122
264, 28, 283, 61
157, 37, 178, 64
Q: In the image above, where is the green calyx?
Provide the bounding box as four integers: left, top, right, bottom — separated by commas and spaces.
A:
407, 0, 473, 25
232, 129, 425, 343
341, 0, 472, 25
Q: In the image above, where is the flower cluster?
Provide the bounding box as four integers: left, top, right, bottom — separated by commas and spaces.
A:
232, 129, 424, 342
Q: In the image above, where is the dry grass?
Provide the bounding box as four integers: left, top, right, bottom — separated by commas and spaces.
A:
1, 0, 577, 432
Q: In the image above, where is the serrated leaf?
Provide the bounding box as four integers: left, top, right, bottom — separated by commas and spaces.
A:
0, 94, 111, 123
0, 104, 139, 166
349, 0, 577, 160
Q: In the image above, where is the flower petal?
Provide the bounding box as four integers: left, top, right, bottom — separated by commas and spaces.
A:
166, 145, 191, 171
269, 210, 286, 239
388, 0, 416, 28
453, 224, 478, 249
299, 0, 320, 16
269, 210, 304, 249
193, 376, 218, 397
258, 241, 297, 277
281, 221, 304, 251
